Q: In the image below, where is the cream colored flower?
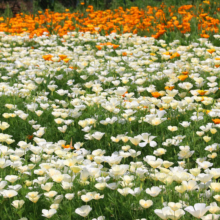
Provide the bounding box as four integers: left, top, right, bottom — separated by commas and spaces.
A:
139, 199, 153, 209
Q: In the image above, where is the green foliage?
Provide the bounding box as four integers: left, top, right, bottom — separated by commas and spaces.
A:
1, 3, 13, 19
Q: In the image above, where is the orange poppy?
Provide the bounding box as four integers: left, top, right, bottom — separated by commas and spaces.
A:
58, 55, 67, 60
27, 135, 34, 140
212, 119, 220, 124
165, 86, 175, 90
122, 91, 128, 97
62, 144, 74, 149
96, 45, 102, 50
42, 54, 53, 61
178, 75, 188, 81
197, 90, 208, 96
182, 71, 189, 75
113, 45, 120, 49
207, 49, 215, 54
63, 58, 70, 63
151, 92, 161, 98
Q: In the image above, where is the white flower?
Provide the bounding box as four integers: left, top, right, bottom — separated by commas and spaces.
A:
185, 203, 210, 218
146, 186, 161, 197
57, 125, 67, 133
167, 126, 178, 132
92, 216, 105, 220
154, 206, 172, 219
117, 187, 131, 196
92, 132, 105, 140
153, 148, 166, 156
201, 214, 220, 220
42, 209, 57, 218
50, 204, 59, 210
2, 190, 18, 198
75, 205, 92, 217
65, 193, 75, 200
130, 135, 142, 146
0, 122, 10, 131
12, 200, 25, 209
139, 133, 157, 148
139, 199, 153, 208
168, 202, 182, 211
44, 191, 58, 198
5, 175, 19, 183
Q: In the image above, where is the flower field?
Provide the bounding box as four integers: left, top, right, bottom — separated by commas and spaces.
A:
0, 1, 220, 220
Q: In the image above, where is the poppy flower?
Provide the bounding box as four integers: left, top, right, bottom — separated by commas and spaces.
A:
182, 71, 189, 75
62, 144, 74, 149
122, 91, 128, 97
151, 92, 161, 98
178, 75, 188, 81
197, 90, 208, 96
212, 119, 220, 124
96, 45, 102, 50
207, 49, 215, 54
27, 135, 34, 140
58, 55, 67, 60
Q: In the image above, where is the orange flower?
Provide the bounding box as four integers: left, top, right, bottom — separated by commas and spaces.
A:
170, 52, 180, 59
163, 51, 171, 55
197, 90, 208, 96
0, 2, 218, 39
165, 86, 175, 90
122, 52, 127, 56
27, 135, 33, 140
151, 92, 161, 98
182, 71, 189, 75
58, 55, 67, 60
42, 54, 53, 61
69, 66, 78, 70
212, 119, 220, 124
96, 45, 102, 50
122, 91, 128, 97
207, 49, 215, 54
113, 45, 120, 49
201, 34, 210, 38
62, 144, 74, 149
63, 58, 70, 63
178, 75, 188, 81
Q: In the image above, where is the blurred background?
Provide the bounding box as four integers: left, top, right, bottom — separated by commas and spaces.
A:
0, 0, 197, 17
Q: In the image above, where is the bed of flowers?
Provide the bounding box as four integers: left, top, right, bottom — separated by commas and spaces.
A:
0, 1, 220, 220
0, 1, 220, 39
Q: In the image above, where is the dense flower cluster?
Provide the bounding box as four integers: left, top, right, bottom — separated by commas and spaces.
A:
0, 1, 219, 38
0, 24, 219, 219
